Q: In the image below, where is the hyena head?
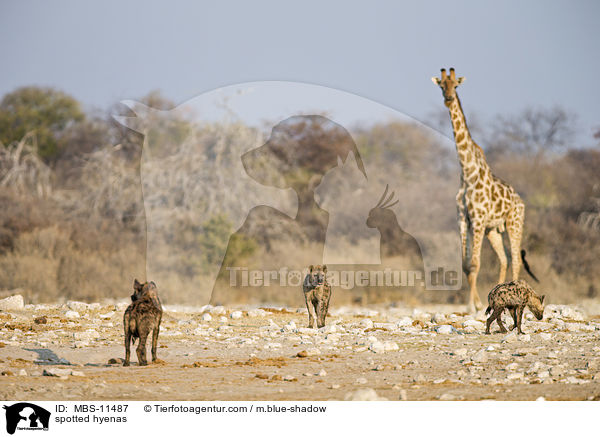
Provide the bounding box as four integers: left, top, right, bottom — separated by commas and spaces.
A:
132, 279, 162, 310
307, 265, 327, 287
528, 293, 545, 320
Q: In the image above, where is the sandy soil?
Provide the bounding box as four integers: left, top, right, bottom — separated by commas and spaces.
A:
1, 299, 600, 401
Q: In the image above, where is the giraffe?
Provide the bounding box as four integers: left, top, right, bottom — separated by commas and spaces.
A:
432, 67, 537, 312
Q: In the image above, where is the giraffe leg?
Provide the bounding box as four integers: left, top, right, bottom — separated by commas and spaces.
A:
507, 202, 525, 280
456, 187, 471, 276
467, 226, 485, 313
487, 227, 507, 284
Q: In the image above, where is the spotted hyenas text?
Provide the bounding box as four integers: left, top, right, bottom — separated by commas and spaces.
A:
302, 265, 332, 328
485, 279, 545, 335
123, 279, 163, 366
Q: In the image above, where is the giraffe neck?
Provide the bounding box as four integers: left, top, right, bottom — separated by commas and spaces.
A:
447, 96, 487, 177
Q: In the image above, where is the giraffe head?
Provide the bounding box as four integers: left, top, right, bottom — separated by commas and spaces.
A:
431, 68, 465, 107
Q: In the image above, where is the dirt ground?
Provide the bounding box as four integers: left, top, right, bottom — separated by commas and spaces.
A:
1, 299, 600, 401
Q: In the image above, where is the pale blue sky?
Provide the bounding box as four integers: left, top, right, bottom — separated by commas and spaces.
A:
1, 1, 599, 143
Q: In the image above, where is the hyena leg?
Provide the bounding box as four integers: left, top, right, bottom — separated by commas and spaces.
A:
486, 308, 504, 334
509, 308, 518, 331
316, 299, 328, 328
136, 332, 148, 366
151, 325, 160, 362
124, 318, 131, 366
305, 294, 316, 328
516, 306, 525, 334
495, 308, 508, 333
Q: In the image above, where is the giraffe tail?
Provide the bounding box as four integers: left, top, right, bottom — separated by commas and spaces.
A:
520, 249, 539, 283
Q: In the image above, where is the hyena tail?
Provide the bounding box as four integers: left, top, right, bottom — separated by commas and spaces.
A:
485, 306, 492, 315
520, 249, 539, 283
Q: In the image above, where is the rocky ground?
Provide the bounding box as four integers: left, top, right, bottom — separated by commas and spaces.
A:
1, 294, 600, 401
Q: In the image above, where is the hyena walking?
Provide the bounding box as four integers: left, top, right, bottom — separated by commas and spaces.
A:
123, 279, 163, 366
302, 265, 332, 328
485, 279, 545, 335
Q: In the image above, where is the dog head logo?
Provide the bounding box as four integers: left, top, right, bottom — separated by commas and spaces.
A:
3, 403, 50, 434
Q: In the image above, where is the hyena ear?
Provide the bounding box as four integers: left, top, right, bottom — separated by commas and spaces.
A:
541, 295, 545, 304
134, 279, 141, 289
322, 265, 327, 273
150, 281, 157, 287
309, 265, 314, 273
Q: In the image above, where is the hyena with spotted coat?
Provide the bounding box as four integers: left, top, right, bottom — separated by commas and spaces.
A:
485, 279, 545, 335
123, 279, 163, 366
303, 265, 332, 328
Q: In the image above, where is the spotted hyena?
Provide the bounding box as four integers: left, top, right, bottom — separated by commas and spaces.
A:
485, 279, 545, 335
303, 265, 332, 328
123, 279, 163, 366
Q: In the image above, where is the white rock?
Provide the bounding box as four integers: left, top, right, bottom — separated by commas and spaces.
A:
67, 301, 90, 312
247, 309, 268, 318
344, 388, 387, 401
537, 370, 550, 379
74, 329, 100, 341
526, 362, 544, 374
383, 341, 399, 351
505, 363, 519, 372
319, 324, 337, 334
436, 325, 455, 334
431, 313, 446, 324
219, 316, 228, 323
230, 311, 243, 319
282, 321, 297, 332
507, 372, 524, 380
210, 306, 226, 315
369, 341, 385, 354
297, 348, 321, 357
565, 323, 583, 332
355, 377, 368, 385
414, 374, 426, 383
317, 369, 327, 377
71, 370, 85, 377
536, 396, 546, 401
64, 310, 80, 319
201, 313, 212, 321
559, 307, 584, 321
438, 393, 456, 401
539, 333, 552, 341
18, 369, 27, 376
115, 302, 129, 311
471, 350, 488, 363
0, 295, 24, 311
99, 312, 115, 319
486, 345, 495, 351
463, 319, 485, 329
396, 317, 413, 327
501, 332, 518, 343
453, 348, 468, 357
519, 334, 531, 342
43, 368, 72, 377
360, 319, 374, 329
